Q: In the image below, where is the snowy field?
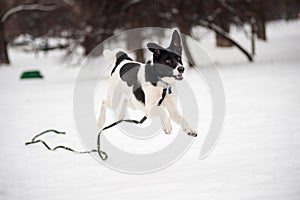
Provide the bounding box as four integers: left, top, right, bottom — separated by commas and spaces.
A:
1, 20, 300, 199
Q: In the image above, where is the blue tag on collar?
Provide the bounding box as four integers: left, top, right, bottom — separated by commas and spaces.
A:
168, 87, 172, 94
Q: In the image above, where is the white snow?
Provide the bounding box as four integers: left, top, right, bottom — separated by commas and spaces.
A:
1, 20, 300, 200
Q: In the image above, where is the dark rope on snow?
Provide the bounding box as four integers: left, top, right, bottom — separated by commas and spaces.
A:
25, 88, 167, 161
25, 116, 147, 160
96, 116, 147, 160
25, 129, 98, 154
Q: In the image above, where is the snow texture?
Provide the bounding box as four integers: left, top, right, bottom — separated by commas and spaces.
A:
0, 20, 300, 200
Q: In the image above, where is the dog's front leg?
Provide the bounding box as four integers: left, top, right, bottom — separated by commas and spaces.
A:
146, 104, 172, 135
118, 99, 128, 120
151, 106, 172, 135
163, 95, 197, 137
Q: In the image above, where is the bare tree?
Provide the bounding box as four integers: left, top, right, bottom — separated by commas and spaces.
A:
1, 4, 59, 23
253, 0, 267, 40
0, 0, 10, 64
0, 0, 64, 65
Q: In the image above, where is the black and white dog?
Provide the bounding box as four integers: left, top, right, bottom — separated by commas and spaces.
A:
98, 30, 197, 137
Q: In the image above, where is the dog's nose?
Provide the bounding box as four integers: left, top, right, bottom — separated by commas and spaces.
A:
177, 66, 185, 73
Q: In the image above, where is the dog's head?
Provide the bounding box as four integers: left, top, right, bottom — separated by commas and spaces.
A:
147, 30, 184, 82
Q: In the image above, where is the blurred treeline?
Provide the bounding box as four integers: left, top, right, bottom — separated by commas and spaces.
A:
0, 0, 299, 65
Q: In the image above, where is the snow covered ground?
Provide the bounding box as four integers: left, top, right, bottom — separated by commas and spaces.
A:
1, 20, 300, 199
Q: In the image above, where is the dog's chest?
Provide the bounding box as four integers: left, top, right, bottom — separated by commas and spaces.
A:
142, 84, 166, 104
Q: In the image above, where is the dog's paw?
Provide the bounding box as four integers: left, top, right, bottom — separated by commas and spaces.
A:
163, 121, 172, 135
183, 128, 197, 137
187, 130, 197, 137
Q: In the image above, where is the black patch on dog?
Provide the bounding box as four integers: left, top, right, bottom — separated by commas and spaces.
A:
168, 30, 182, 55
120, 63, 145, 104
145, 60, 177, 86
151, 50, 181, 70
119, 63, 140, 86
133, 83, 145, 104
145, 61, 159, 86
111, 51, 133, 75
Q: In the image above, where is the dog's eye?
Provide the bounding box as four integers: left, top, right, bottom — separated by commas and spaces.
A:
165, 59, 171, 64
177, 57, 181, 62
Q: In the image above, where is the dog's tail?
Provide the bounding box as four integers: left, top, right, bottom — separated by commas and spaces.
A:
102, 49, 114, 64
103, 49, 132, 65
103, 49, 115, 62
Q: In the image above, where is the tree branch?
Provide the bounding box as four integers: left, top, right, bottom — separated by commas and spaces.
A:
199, 20, 253, 62
1, 4, 60, 23
60, 0, 74, 7
207, 8, 222, 22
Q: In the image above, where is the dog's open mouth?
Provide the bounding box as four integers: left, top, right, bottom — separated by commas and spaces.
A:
174, 73, 183, 80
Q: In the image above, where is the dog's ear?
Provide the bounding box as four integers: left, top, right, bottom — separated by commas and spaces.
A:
169, 30, 182, 55
147, 43, 164, 57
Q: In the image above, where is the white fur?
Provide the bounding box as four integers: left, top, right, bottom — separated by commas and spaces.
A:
103, 49, 123, 64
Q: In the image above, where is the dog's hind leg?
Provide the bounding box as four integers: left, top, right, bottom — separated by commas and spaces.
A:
98, 96, 121, 129
97, 91, 119, 129
97, 99, 107, 129
98, 78, 123, 128
118, 99, 128, 120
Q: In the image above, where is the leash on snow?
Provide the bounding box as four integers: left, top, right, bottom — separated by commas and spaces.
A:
25, 88, 168, 161
25, 117, 147, 160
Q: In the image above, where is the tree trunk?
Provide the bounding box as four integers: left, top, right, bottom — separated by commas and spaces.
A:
285, 0, 292, 21
213, 0, 233, 47
215, 12, 233, 47
0, 22, 10, 65
135, 49, 144, 63
82, 33, 96, 56
254, 0, 267, 41
126, 29, 144, 63
256, 19, 266, 41
0, 0, 9, 65
181, 34, 194, 67
215, 22, 232, 47
177, 21, 195, 67
251, 17, 256, 56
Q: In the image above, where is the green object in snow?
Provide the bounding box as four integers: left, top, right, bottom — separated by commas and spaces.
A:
20, 70, 43, 79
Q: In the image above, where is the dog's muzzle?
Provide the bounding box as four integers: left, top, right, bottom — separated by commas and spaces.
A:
177, 66, 185, 73
174, 66, 184, 80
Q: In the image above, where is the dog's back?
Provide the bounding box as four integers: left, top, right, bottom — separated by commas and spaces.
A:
103, 50, 144, 110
